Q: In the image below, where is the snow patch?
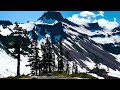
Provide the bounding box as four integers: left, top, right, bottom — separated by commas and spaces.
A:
88, 73, 104, 79
0, 25, 12, 36
0, 48, 30, 78
91, 35, 120, 44
63, 39, 73, 46
19, 22, 35, 31
84, 57, 96, 70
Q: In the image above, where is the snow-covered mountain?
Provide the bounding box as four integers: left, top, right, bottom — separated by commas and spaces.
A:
1, 11, 120, 78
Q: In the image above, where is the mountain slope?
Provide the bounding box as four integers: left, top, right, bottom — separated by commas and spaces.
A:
0, 11, 120, 78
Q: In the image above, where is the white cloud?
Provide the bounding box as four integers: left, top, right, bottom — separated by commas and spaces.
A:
80, 11, 96, 18
68, 14, 91, 25
79, 11, 104, 18
68, 11, 119, 30
93, 18, 119, 30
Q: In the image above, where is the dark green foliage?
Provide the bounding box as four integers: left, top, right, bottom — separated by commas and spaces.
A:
57, 37, 64, 73
27, 28, 41, 76
56, 37, 71, 74
28, 36, 56, 75
46, 37, 52, 73
75, 63, 78, 74
5, 74, 31, 79
27, 39, 41, 76
41, 43, 48, 73
41, 37, 55, 74
51, 71, 97, 79
52, 71, 69, 77
65, 60, 70, 75
72, 62, 78, 74
7, 23, 31, 76
90, 67, 108, 77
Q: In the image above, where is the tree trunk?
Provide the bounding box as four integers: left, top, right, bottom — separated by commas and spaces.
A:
35, 61, 37, 76
17, 51, 20, 76
35, 47, 38, 76
48, 57, 51, 73
48, 46, 51, 73
38, 62, 41, 76
58, 57, 60, 72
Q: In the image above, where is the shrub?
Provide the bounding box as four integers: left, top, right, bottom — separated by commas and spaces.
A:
5, 74, 31, 79
52, 71, 69, 77
90, 67, 108, 77
69, 73, 98, 79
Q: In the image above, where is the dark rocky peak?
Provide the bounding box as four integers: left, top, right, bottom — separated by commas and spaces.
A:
84, 22, 103, 30
112, 26, 120, 32
0, 20, 12, 26
53, 21, 63, 27
38, 11, 64, 21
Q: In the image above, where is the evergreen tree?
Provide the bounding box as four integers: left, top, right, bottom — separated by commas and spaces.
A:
72, 61, 78, 74
28, 39, 41, 76
65, 60, 70, 75
57, 36, 64, 73
27, 26, 41, 76
41, 37, 55, 74
8, 22, 30, 76
52, 52, 55, 72
41, 42, 48, 73
46, 37, 54, 73
94, 57, 100, 68
75, 62, 78, 74
46, 37, 52, 73
72, 62, 75, 74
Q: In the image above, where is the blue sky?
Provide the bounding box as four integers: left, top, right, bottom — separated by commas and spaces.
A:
0, 11, 80, 23
0, 11, 119, 23
0, 11, 120, 28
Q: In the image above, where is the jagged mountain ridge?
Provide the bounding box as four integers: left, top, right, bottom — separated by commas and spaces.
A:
0, 11, 120, 78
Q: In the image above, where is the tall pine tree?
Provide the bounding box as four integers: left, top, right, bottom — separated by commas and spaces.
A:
27, 26, 41, 76
57, 36, 64, 73
41, 36, 55, 74
65, 60, 70, 75
8, 22, 30, 76
28, 39, 41, 76
41, 42, 48, 73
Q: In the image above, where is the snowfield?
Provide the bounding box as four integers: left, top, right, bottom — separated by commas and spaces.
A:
19, 22, 35, 31
0, 48, 30, 78
0, 25, 12, 36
